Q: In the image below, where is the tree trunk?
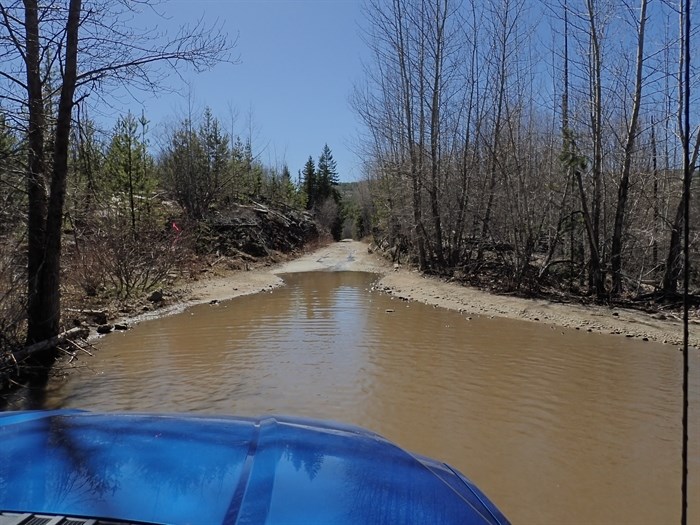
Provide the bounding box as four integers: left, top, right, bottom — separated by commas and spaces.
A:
394, 0, 427, 270
662, 193, 685, 294
663, 119, 700, 294
24, 0, 49, 346
428, 0, 447, 268
8, 327, 89, 366
575, 169, 605, 298
479, 2, 508, 263
24, 0, 82, 369
610, 0, 648, 296
651, 117, 659, 269
585, 0, 605, 299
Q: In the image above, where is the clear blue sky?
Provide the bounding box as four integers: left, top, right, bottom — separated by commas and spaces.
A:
125, 0, 368, 182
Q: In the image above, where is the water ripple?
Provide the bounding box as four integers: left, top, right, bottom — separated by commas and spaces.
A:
38, 271, 700, 525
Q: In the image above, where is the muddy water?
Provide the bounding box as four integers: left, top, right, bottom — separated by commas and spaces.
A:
43, 271, 698, 524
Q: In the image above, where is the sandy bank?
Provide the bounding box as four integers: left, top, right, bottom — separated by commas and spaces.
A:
178, 240, 390, 305
176, 240, 697, 348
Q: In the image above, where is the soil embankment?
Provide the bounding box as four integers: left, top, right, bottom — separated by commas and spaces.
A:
179, 240, 698, 348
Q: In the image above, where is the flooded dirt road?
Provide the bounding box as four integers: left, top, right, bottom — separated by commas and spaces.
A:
40, 270, 699, 524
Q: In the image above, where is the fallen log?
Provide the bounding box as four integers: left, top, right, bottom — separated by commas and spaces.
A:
7, 326, 90, 365
64, 308, 108, 324
64, 308, 106, 316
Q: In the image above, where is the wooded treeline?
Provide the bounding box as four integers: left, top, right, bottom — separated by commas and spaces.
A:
0, 1, 345, 373
355, 0, 698, 300
0, 0, 232, 370
0, 99, 342, 352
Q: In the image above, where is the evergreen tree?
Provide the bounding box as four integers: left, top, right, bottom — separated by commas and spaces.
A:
302, 156, 317, 210
105, 112, 155, 232
161, 118, 207, 219
316, 144, 339, 204
248, 141, 264, 197
229, 135, 247, 199
199, 107, 230, 204
280, 163, 301, 207
227, 135, 267, 200
316, 145, 342, 239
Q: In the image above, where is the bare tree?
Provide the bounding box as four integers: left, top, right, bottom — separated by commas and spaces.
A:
662, 0, 700, 295
356, 0, 697, 299
358, 0, 426, 267
610, 0, 649, 296
577, 0, 606, 298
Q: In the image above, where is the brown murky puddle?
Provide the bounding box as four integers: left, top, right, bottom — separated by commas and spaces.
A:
39, 272, 700, 523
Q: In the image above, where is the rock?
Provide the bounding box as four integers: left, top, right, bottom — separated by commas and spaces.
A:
89, 311, 108, 325
385, 309, 395, 313
612, 311, 619, 317
201, 204, 319, 259
96, 324, 113, 334
209, 299, 219, 305
114, 323, 129, 331
147, 290, 163, 303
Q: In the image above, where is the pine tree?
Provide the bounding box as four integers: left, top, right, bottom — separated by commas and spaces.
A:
311, 145, 343, 240
199, 107, 230, 205
280, 163, 298, 207
161, 118, 207, 219
230, 136, 247, 199
302, 156, 316, 210
105, 112, 155, 232
316, 144, 339, 204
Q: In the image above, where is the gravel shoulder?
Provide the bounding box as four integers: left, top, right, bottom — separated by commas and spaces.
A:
178, 240, 698, 348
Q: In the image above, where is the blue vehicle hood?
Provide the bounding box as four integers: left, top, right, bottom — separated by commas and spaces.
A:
0, 410, 508, 524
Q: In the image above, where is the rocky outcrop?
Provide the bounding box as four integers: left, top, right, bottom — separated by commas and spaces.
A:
200, 202, 319, 258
